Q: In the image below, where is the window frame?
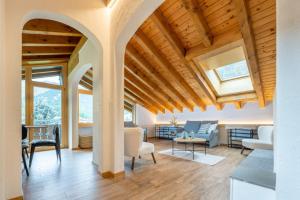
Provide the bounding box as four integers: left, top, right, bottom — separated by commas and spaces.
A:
78, 88, 94, 127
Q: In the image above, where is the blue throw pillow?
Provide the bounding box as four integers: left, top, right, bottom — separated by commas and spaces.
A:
197, 123, 211, 134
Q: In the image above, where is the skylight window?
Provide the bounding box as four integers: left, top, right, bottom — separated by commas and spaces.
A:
215, 60, 249, 81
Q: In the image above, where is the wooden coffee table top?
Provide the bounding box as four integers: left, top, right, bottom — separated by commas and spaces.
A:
174, 137, 206, 143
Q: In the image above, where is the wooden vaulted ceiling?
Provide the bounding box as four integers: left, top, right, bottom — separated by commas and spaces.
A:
124, 0, 276, 114
22, 19, 84, 66
21, 0, 276, 115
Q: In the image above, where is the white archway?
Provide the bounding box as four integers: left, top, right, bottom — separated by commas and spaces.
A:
68, 40, 101, 165
110, 0, 164, 172
22, 12, 104, 167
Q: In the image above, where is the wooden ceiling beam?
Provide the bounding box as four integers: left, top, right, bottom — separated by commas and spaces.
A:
234, 101, 244, 110
125, 68, 174, 112
22, 46, 75, 54
182, 0, 213, 47
151, 9, 217, 107
79, 80, 93, 91
126, 45, 192, 111
22, 34, 80, 47
233, 0, 265, 107
185, 29, 242, 60
125, 90, 158, 114
22, 52, 72, 56
81, 76, 93, 86
125, 80, 165, 113
22, 58, 69, 65
151, 10, 185, 55
23, 19, 82, 37
68, 36, 88, 74
134, 30, 206, 111
125, 61, 183, 112
217, 92, 257, 103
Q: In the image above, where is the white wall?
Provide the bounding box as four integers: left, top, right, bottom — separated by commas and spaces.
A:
1, 0, 163, 198
0, 0, 5, 199
135, 104, 156, 137
276, 0, 300, 199
156, 102, 273, 125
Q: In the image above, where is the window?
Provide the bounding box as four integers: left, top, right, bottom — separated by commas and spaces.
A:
33, 87, 62, 125
32, 75, 62, 85
124, 109, 133, 122
215, 60, 249, 81
79, 93, 93, 123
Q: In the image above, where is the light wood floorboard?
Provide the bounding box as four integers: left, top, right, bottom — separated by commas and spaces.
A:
22, 139, 245, 200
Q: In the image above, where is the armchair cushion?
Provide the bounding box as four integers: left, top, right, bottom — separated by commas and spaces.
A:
139, 142, 154, 155
242, 139, 273, 150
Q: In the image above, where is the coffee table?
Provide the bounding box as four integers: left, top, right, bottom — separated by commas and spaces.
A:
172, 137, 207, 160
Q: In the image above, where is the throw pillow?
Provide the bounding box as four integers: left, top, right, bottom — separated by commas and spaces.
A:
197, 123, 211, 134
208, 124, 218, 134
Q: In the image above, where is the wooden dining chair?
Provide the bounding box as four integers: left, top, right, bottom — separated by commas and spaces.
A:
29, 125, 61, 167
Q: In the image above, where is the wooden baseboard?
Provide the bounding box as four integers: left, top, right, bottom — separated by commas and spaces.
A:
101, 171, 125, 179
8, 196, 23, 200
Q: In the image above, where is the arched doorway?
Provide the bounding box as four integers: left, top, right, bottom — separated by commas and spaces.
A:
21, 16, 103, 172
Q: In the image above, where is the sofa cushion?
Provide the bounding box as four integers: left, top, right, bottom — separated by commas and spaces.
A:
184, 121, 201, 133
197, 123, 211, 134
194, 133, 210, 140
208, 124, 218, 134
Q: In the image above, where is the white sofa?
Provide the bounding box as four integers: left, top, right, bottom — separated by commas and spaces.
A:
124, 127, 156, 170
241, 126, 274, 154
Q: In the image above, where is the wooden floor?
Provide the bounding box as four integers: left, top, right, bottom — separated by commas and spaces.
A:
22, 139, 245, 200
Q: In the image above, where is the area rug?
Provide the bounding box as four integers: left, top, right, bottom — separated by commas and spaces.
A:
158, 148, 225, 166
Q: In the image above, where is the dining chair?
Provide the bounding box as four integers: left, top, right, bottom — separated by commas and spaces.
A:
22, 125, 29, 176
29, 125, 61, 167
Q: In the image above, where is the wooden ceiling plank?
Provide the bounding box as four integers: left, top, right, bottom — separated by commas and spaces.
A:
22, 46, 74, 55
151, 9, 186, 55
22, 34, 80, 46
125, 68, 174, 113
151, 9, 218, 106
79, 80, 93, 91
125, 61, 183, 112
217, 92, 257, 103
233, 0, 265, 107
125, 80, 165, 113
125, 62, 183, 112
22, 58, 69, 65
23, 19, 82, 37
182, 0, 213, 47
126, 45, 193, 111
125, 90, 158, 114
82, 76, 93, 86
185, 29, 242, 60
22, 52, 72, 56
134, 30, 206, 111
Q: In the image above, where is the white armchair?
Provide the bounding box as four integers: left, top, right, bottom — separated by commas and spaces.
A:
241, 126, 274, 154
124, 127, 156, 170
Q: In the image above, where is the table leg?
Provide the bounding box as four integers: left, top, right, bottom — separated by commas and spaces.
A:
192, 143, 194, 160
185, 143, 187, 151
172, 139, 174, 155
205, 142, 207, 155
